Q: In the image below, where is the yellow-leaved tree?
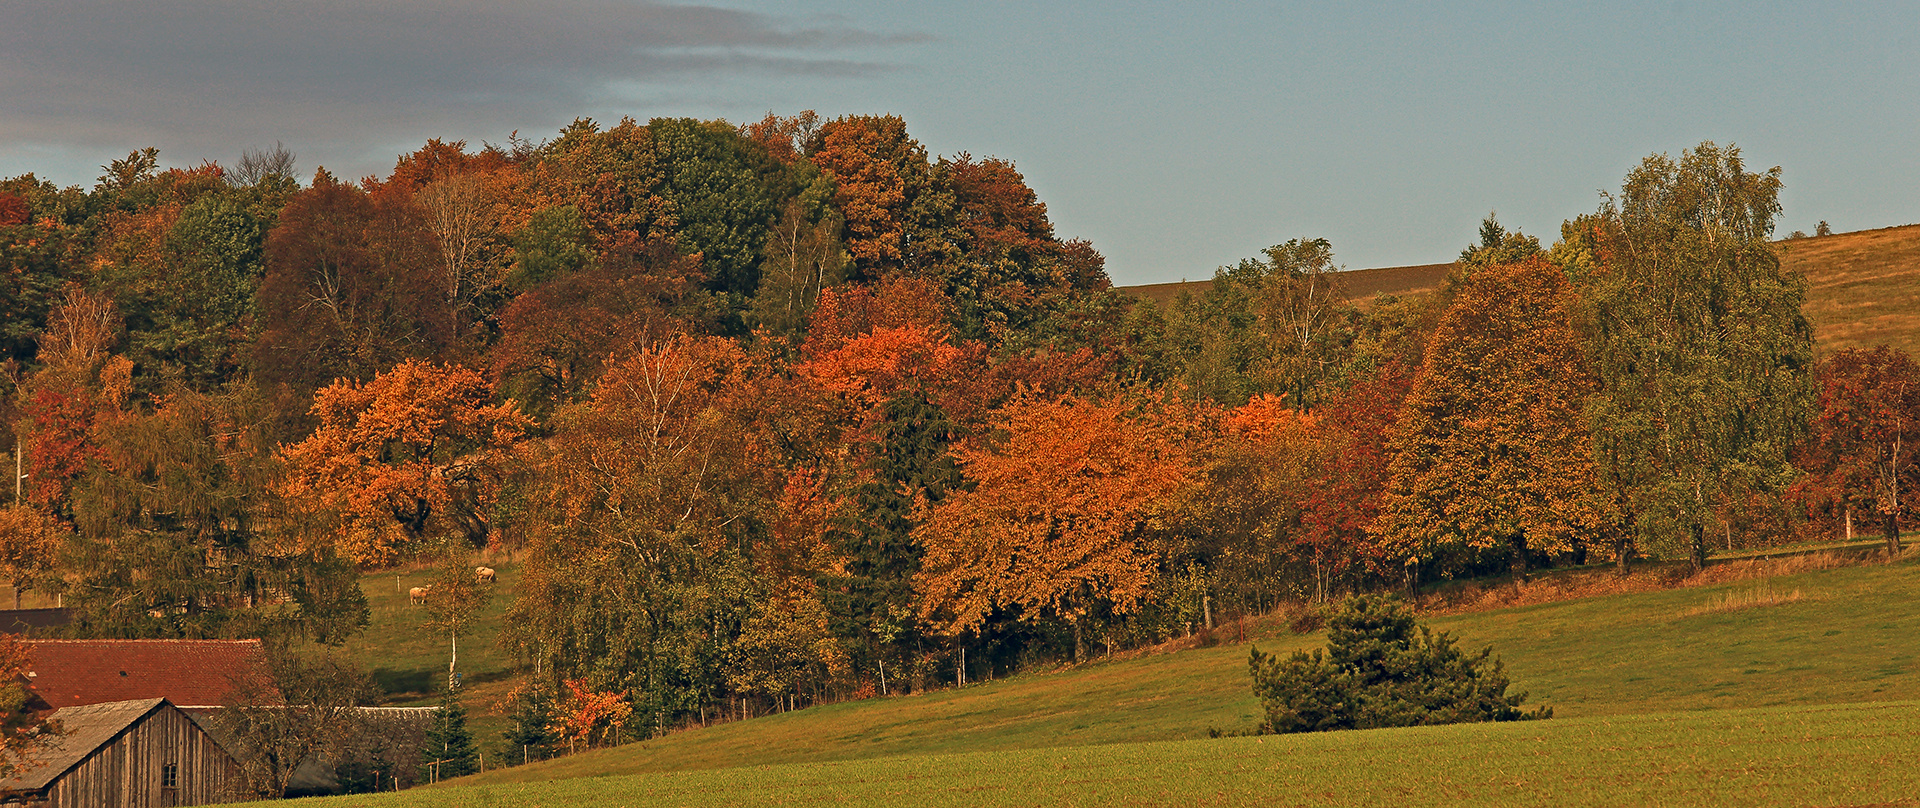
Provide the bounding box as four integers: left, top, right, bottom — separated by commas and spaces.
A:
1376, 256, 1599, 585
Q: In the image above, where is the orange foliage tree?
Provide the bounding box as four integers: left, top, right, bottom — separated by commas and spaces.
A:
1793, 346, 1920, 554
913, 394, 1193, 661
1376, 257, 1598, 585
807, 115, 952, 279
509, 336, 797, 726
279, 360, 528, 566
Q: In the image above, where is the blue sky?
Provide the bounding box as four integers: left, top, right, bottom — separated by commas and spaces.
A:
3, 1, 1915, 285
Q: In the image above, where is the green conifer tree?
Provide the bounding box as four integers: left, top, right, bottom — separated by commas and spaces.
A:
419, 687, 478, 782
500, 681, 557, 764
828, 387, 961, 684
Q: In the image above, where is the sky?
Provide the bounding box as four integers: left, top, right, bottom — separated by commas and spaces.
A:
3, 1, 1916, 286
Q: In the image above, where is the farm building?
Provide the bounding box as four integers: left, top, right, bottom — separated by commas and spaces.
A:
0, 697, 247, 807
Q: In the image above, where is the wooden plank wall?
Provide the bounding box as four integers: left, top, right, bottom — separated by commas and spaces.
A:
45, 705, 246, 807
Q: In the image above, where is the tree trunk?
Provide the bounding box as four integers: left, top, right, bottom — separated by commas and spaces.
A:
1509, 533, 1528, 590
1071, 619, 1085, 663
1689, 522, 1708, 573
1884, 511, 1902, 555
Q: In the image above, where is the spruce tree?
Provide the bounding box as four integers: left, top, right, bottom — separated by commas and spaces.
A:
829, 387, 961, 676
500, 681, 557, 763
419, 687, 477, 782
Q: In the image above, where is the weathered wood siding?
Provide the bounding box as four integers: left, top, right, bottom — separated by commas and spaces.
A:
44, 705, 245, 808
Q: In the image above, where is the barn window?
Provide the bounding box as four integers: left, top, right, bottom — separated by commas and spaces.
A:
162, 763, 178, 787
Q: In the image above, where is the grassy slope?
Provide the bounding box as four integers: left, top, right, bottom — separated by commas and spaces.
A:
406, 553, 1920, 788
243, 701, 1920, 808
1789, 223, 1920, 357
256, 555, 1920, 807
342, 561, 523, 742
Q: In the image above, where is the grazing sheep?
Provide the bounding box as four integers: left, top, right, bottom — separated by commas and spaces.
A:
409, 585, 432, 605
476, 566, 496, 584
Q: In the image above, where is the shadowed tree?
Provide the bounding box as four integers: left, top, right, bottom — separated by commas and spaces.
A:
254, 171, 455, 392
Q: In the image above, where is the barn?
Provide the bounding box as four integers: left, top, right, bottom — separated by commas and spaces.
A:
0, 697, 247, 807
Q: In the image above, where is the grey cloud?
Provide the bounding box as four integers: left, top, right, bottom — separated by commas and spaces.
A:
0, 0, 925, 178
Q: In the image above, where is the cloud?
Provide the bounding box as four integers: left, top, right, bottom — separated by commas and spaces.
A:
0, 0, 926, 180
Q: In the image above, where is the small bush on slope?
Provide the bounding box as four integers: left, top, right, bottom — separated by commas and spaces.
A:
1247, 594, 1548, 733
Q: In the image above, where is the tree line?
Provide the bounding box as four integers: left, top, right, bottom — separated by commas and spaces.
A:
0, 122, 1907, 744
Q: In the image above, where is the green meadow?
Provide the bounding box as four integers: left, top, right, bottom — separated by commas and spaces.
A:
258, 550, 1920, 806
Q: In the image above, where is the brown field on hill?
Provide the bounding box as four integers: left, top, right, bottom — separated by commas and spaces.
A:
1786, 223, 1920, 356
1119, 224, 1920, 355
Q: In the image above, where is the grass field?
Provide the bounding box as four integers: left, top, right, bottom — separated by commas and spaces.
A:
1788, 223, 1920, 357
342, 559, 525, 744
261, 550, 1920, 807
249, 699, 1920, 807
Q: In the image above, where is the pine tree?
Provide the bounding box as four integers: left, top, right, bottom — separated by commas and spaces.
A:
419, 687, 477, 782
500, 680, 557, 763
830, 387, 961, 674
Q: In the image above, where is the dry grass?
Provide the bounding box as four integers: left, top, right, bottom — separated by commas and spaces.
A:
1120, 223, 1920, 357
1412, 549, 1888, 618
1681, 584, 1805, 617
1787, 223, 1920, 357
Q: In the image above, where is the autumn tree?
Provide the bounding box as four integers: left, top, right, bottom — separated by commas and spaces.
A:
1794, 346, 1920, 554
1569, 142, 1815, 569
1376, 256, 1598, 585
520, 118, 676, 254
807, 115, 955, 280
1297, 363, 1414, 589
16, 286, 133, 514
254, 170, 454, 392
508, 336, 770, 731
489, 238, 700, 417
0, 505, 62, 609
1174, 396, 1322, 612
0, 633, 58, 780
278, 360, 528, 566
914, 394, 1193, 661
65, 385, 368, 642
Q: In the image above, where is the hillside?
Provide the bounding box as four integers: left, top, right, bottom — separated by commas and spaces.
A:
458, 551, 1914, 780
251, 550, 1920, 806
1787, 223, 1920, 356
1120, 223, 1920, 355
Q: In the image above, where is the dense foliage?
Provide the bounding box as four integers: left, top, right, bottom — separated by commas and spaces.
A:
0, 123, 1875, 751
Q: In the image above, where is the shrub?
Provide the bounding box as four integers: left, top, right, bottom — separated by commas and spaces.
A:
1247, 594, 1549, 733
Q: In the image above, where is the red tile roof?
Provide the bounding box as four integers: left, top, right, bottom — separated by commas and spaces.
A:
21, 640, 281, 708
